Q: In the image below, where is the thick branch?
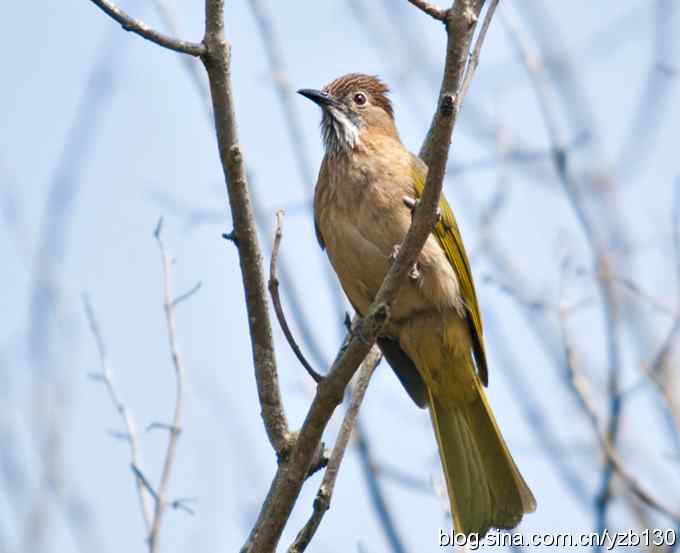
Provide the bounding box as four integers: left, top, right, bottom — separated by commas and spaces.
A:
202, 0, 291, 457
88, 0, 206, 56
242, 1, 490, 550
288, 348, 381, 552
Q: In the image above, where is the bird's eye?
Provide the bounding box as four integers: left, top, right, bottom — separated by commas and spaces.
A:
353, 92, 367, 106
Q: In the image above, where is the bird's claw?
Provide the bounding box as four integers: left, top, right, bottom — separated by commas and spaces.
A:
350, 318, 371, 345
403, 195, 442, 224
389, 244, 421, 282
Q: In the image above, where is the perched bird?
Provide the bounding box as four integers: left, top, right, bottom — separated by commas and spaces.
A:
298, 74, 536, 536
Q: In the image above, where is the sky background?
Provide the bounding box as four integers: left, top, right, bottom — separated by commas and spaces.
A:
2, 1, 680, 552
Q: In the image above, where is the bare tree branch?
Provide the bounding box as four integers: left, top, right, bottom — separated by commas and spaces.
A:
456, 0, 500, 105
147, 218, 191, 553
268, 210, 323, 383
288, 348, 382, 553
88, 0, 206, 56
406, 0, 448, 22
83, 296, 153, 530
90, 0, 495, 549
201, 0, 291, 457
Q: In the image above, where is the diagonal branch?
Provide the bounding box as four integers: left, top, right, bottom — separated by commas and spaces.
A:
88, 0, 206, 56
88, 0, 496, 550
288, 348, 382, 553
242, 2, 492, 550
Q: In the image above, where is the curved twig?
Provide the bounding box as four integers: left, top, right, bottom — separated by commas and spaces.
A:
268, 210, 323, 383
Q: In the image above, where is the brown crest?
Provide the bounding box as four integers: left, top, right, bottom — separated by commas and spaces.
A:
323, 73, 394, 119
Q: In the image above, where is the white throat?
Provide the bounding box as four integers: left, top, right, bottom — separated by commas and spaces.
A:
322, 108, 362, 155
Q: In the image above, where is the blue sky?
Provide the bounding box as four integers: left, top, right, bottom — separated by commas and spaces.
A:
2, 1, 680, 551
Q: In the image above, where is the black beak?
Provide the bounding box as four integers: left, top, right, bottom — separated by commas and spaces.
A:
297, 88, 335, 108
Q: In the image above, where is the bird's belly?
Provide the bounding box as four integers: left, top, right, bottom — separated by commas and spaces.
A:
321, 202, 462, 322
322, 206, 392, 315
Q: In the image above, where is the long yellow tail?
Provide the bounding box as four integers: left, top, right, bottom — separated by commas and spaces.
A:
429, 382, 536, 537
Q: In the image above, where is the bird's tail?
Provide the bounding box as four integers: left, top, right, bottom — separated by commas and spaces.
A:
428, 381, 536, 537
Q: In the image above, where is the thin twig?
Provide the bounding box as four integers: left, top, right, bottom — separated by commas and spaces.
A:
131, 464, 160, 504
148, 218, 190, 553
406, 0, 448, 21
88, 0, 206, 56
650, 179, 680, 379
642, 180, 680, 455
247, 0, 348, 340
559, 308, 680, 524
612, 277, 677, 319
268, 210, 323, 383
83, 295, 153, 530
420, 0, 485, 164
456, 0, 500, 108
288, 348, 382, 553
172, 281, 202, 308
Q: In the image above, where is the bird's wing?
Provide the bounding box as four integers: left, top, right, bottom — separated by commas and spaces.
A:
410, 156, 489, 386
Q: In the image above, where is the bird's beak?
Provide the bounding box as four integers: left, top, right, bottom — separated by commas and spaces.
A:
297, 88, 335, 109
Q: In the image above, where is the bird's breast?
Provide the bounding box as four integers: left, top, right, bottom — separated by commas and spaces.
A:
315, 146, 462, 321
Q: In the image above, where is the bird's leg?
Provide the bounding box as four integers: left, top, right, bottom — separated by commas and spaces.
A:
403, 195, 442, 224
389, 244, 421, 282
349, 317, 371, 345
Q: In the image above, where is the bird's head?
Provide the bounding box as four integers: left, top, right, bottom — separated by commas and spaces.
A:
298, 73, 396, 156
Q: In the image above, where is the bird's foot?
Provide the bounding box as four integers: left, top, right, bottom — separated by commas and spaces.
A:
389, 244, 421, 282
349, 317, 371, 345
403, 195, 442, 224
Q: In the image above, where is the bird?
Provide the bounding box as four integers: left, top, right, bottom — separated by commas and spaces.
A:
298, 73, 536, 537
